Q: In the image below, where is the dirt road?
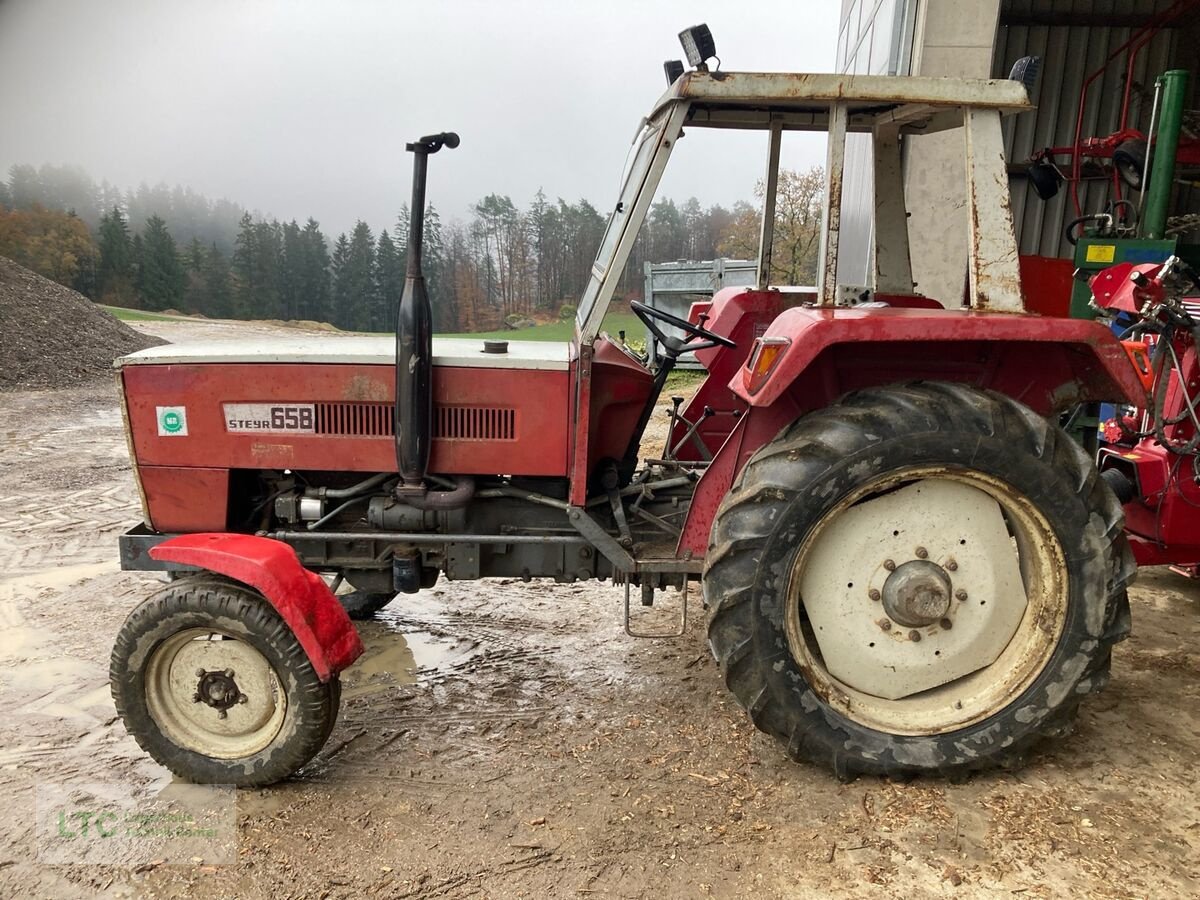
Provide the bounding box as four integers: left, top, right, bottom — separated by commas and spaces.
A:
2, 321, 1200, 898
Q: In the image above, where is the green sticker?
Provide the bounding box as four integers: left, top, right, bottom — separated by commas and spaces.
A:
156, 406, 188, 436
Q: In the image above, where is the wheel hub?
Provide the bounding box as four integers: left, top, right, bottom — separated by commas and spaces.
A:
193, 668, 246, 716
794, 478, 1030, 701
882, 561, 952, 627
145, 629, 288, 758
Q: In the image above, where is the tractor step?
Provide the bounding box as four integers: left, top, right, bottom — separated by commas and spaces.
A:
623, 579, 689, 638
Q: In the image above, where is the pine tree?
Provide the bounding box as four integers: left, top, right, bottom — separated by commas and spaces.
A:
201, 243, 234, 318
281, 220, 303, 320
231, 213, 257, 317
130, 232, 144, 304
7, 164, 39, 209
254, 220, 284, 319
97, 206, 136, 305
342, 221, 376, 331
186, 236, 206, 273
298, 218, 331, 323
423, 204, 452, 330
137, 215, 186, 310
330, 233, 351, 329
375, 230, 402, 333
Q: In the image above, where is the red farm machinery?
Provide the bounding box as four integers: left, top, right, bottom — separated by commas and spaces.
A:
110, 27, 1148, 785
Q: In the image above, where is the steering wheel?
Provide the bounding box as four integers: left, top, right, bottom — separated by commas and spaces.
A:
630, 300, 736, 352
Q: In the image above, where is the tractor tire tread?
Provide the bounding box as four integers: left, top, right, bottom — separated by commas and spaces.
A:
111, 576, 339, 787
703, 381, 1130, 780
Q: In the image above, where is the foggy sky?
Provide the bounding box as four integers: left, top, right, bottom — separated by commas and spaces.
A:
0, 0, 839, 237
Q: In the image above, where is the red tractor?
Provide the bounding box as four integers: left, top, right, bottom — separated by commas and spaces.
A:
110, 29, 1145, 785
1091, 256, 1200, 574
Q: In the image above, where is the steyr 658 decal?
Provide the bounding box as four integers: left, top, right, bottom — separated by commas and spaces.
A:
224, 403, 315, 434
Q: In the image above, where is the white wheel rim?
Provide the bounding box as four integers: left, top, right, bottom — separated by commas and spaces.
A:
144, 628, 288, 759
784, 468, 1068, 736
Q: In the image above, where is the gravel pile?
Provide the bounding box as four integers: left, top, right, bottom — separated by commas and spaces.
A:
0, 256, 163, 391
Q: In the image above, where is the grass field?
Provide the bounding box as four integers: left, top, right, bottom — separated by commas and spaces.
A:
99, 304, 644, 342
99, 305, 181, 322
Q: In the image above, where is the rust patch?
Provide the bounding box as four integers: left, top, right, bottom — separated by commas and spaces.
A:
343, 374, 390, 402
251, 442, 294, 462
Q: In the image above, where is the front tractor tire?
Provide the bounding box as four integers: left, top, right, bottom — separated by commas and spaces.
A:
704, 382, 1133, 779
111, 576, 341, 786
338, 589, 396, 620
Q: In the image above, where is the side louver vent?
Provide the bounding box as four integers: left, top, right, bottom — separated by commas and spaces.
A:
313, 402, 517, 441
436, 406, 516, 441
315, 402, 393, 437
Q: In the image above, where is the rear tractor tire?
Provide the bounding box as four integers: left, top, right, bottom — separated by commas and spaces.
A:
703, 382, 1133, 779
111, 576, 341, 786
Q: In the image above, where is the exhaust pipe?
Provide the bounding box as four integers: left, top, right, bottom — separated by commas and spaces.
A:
395, 131, 459, 499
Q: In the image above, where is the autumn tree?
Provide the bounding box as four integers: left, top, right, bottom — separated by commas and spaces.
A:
717, 166, 825, 285
0, 204, 97, 287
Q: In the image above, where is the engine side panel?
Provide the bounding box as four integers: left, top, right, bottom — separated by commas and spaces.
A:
124, 361, 570, 485
138, 466, 230, 532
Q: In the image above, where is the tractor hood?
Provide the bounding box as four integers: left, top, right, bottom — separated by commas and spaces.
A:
115, 336, 570, 371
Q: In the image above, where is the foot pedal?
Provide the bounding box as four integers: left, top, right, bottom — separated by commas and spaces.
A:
624, 579, 689, 638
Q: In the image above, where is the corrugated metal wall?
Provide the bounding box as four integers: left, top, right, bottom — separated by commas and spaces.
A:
993, 0, 1183, 258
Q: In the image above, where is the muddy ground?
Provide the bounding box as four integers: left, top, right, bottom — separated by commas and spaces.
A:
2, 320, 1200, 898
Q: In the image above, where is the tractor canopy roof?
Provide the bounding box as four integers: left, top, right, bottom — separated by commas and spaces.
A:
575, 70, 1035, 341
653, 70, 1032, 133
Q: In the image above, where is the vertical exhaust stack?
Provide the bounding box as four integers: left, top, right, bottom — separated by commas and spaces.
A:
395, 132, 459, 498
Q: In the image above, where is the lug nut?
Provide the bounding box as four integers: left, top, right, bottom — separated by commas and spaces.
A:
955, 589, 968, 601
192, 692, 202, 703
909, 630, 922, 642
915, 547, 928, 559
883, 559, 896, 571
218, 710, 228, 719
946, 559, 958, 571
237, 693, 248, 704
940, 618, 953, 630
196, 669, 206, 678
223, 669, 235, 678
880, 619, 893, 631
868, 589, 881, 602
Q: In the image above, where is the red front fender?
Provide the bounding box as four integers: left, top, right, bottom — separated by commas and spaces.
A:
149, 534, 363, 681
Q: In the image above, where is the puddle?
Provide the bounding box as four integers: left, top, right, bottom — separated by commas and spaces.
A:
341, 621, 474, 699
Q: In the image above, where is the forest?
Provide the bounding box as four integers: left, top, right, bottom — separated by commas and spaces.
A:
0, 162, 823, 333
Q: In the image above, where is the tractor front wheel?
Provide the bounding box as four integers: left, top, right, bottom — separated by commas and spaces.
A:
111, 576, 340, 786
703, 382, 1133, 779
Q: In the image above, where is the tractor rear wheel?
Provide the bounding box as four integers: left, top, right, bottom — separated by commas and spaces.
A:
703, 382, 1133, 779
111, 576, 340, 786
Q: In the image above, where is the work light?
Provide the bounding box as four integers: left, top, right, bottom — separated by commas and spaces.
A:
678, 24, 715, 69
663, 59, 684, 85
